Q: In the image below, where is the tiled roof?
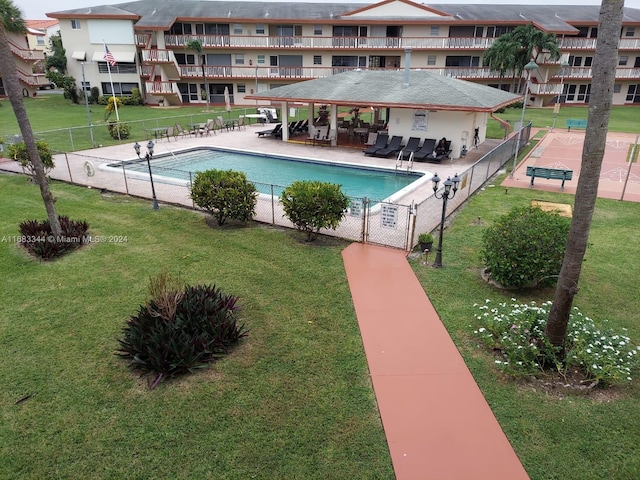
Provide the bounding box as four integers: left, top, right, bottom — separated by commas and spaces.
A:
26, 19, 59, 29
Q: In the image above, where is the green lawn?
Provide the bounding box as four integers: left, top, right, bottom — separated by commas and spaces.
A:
0, 175, 393, 479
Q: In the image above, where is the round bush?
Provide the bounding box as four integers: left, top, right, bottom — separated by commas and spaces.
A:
190, 169, 257, 225
481, 205, 570, 288
280, 180, 349, 241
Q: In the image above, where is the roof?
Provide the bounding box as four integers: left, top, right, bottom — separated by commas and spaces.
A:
247, 70, 522, 112
25, 19, 59, 30
46, 1, 640, 32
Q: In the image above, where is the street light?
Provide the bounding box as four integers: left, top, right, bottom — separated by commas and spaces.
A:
510, 59, 538, 178
134, 141, 159, 210
551, 60, 571, 129
79, 62, 95, 147
432, 173, 460, 268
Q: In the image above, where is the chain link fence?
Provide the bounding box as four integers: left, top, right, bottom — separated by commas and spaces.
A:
6, 124, 530, 251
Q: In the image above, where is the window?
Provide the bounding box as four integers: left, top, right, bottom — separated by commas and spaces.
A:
474, 26, 483, 37
237, 84, 246, 93
98, 63, 137, 74
313, 55, 322, 65
619, 56, 628, 66
614, 84, 621, 93
427, 55, 436, 66
81, 81, 90, 91
235, 54, 244, 65
314, 25, 322, 35
584, 57, 593, 67
626, 84, 640, 102
626, 27, 636, 37
256, 24, 265, 34
257, 54, 265, 65
233, 24, 242, 34
430, 26, 439, 36
36, 36, 45, 46
71, 19, 81, 30
101, 82, 138, 96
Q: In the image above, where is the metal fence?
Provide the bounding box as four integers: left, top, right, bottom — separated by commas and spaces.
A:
56, 124, 530, 251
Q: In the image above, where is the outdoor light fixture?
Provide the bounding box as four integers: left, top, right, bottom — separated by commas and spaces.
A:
432, 173, 460, 268
510, 60, 538, 178
138, 140, 158, 210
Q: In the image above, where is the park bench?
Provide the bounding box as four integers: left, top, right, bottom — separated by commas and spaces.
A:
565, 118, 587, 131
526, 166, 573, 191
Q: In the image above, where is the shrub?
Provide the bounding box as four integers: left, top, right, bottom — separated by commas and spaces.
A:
106, 121, 131, 140
104, 96, 122, 121
481, 205, 570, 288
8, 140, 55, 179
89, 87, 100, 104
472, 299, 640, 386
117, 276, 247, 389
280, 180, 349, 241
190, 169, 257, 226
19, 216, 90, 260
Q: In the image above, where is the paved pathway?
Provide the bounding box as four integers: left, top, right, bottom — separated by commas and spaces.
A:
342, 242, 529, 480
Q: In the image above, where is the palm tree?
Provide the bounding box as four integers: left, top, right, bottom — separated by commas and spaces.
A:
0, 0, 61, 235
545, 0, 625, 347
483, 35, 519, 91
511, 24, 561, 65
185, 39, 209, 111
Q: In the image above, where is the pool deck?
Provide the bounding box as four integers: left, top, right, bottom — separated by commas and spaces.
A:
0, 123, 499, 209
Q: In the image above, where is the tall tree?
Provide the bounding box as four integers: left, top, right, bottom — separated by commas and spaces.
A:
545, 0, 625, 346
0, 0, 61, 235
185, 39, 209, 111
483, 35, 519, 90
45, 31, 67, 73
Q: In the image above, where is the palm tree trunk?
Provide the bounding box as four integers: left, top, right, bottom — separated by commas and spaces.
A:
545, 0, 625, 346
0, 25, 62, 236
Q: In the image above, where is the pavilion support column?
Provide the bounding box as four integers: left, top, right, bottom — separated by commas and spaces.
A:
309, 102, 315, 136
330, 104, 338, 147
281, 101, 289, 141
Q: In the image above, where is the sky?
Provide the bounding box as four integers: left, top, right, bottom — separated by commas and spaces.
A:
16, 0, 640, 20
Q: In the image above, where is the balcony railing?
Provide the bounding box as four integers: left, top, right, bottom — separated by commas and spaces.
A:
16, 70, 50, 87
164, 34, 497, 50
9, 41, 45, 61
135, 33, 151, 48
559, 37, 640, 51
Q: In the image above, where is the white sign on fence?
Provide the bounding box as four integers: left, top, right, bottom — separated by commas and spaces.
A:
350, 199, 363, 217
380, 204, 398, 229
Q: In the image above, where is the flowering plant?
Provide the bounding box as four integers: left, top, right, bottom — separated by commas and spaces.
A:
472, 299, 639, 386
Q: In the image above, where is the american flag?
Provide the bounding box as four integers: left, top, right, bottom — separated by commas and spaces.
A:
103, 45, 116, 67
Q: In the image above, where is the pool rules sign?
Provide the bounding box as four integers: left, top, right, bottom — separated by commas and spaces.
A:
380, 204, 398, 229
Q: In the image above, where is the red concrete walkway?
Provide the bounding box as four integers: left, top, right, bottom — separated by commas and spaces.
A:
342, 243, 529, 480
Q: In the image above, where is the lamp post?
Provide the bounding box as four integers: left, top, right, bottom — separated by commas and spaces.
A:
79, 62, 96, 148
510, 59, 538, 178
551, 60, 570, 129
134, 141, 159, 210
432, 173, 460, 268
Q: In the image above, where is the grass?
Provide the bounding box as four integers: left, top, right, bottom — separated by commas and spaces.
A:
0, 175, 393, 479
2, 94, 640, 478
410, 176, 640, 480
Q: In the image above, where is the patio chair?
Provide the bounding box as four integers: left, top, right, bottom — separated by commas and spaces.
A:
174, 123, 191, 139
401, 137, 421, 159
427, 140, 452, 163
236, 116, 246, 130
363, 133, 388, 155
364, 132, 378, 147
200, 119, 214, 137
413, 138, 437, 162
372, 135, 403, 157
256, 123, 282, 138
160, 126, 174, 142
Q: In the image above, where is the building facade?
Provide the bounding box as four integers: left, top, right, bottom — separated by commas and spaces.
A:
45, 0, 640, 107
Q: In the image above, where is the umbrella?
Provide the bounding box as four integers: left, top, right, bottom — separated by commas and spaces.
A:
224, 86, 231, 118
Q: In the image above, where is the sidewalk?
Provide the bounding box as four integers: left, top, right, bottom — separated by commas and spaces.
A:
342, 242, 529, 480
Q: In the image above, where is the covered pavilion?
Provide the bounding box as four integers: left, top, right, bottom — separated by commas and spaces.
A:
247, 64, 520, 158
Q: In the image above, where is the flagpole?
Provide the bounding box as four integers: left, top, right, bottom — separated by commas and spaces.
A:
103, 41, 120, 123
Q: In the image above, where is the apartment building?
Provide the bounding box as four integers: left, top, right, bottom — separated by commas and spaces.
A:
0, 29, 51, 97
45, 0, 640, 107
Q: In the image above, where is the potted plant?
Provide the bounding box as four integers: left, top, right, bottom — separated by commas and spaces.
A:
418, 232, 434, 252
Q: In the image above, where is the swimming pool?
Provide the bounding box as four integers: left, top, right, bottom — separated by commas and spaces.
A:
108, 147, 424, 202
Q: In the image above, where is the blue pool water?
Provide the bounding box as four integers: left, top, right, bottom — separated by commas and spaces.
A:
118, 147, 422, 201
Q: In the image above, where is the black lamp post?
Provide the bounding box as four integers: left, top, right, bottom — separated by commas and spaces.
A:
432, 173, 460, 268
134, 140, 159, 210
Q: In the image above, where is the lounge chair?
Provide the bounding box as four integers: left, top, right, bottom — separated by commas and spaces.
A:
413, 138, 437, 162
174, 123, 191, 139
256, 123, 283, 137
363, 133, 388, 155
372, 135, 404, 157
429, 140, 452, 163
401, 137, 421, 159
364, 132, 378, 147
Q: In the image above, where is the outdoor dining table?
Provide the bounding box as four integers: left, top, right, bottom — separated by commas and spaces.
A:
145, 127, 169, 139
189, 123, 206, 135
